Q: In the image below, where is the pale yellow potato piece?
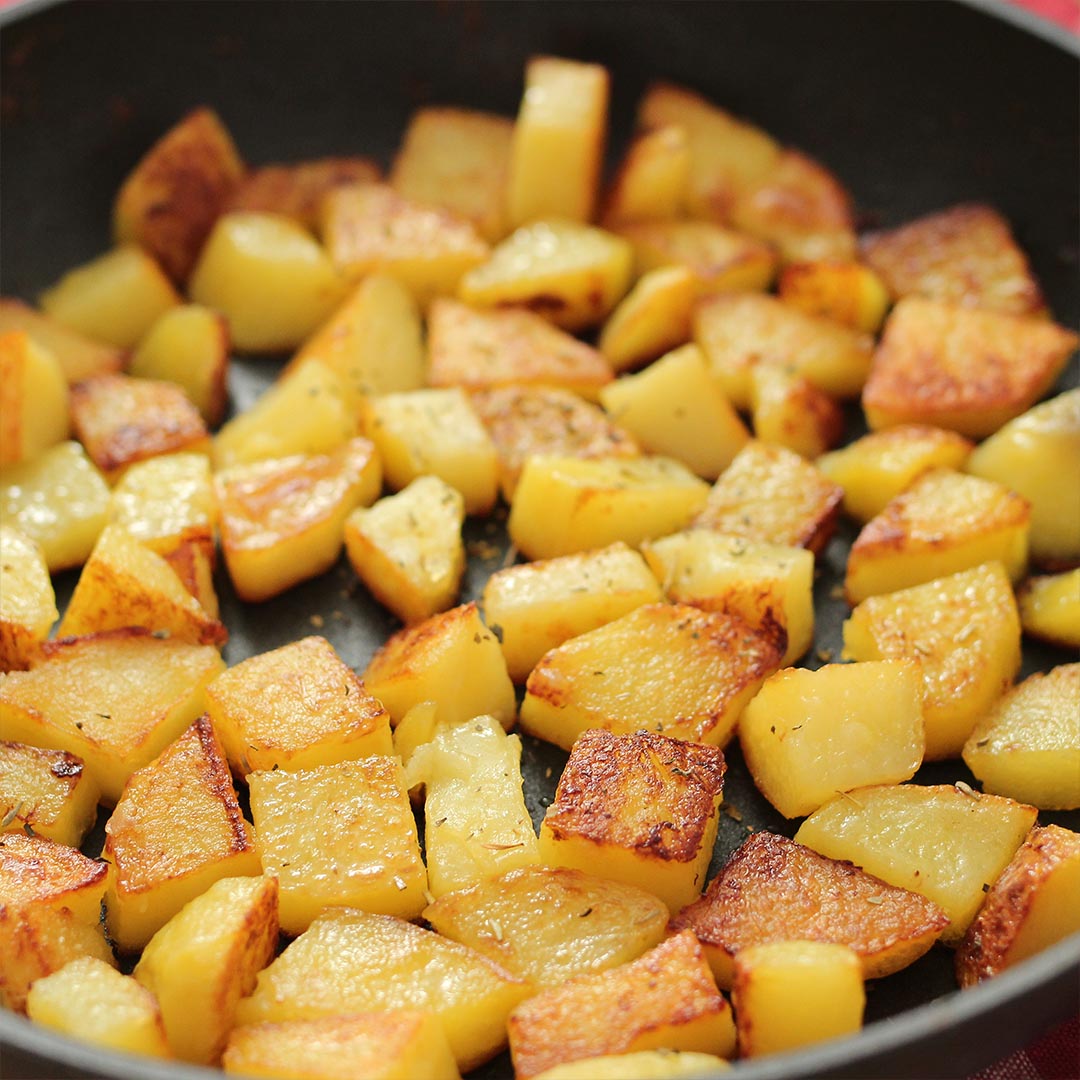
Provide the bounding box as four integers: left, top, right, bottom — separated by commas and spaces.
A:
538, 729, 725, 914
205, 635, 393, 777
392, 701, 439, 775
599, 344, 749, 480
732, 941, 864, 1058
0, 332, 69, 467
796, 784, 1037, 945
508, 454, 709, 561
0, 298, 123, 383
506, 56, 609, 228
531, 1051, 730, 1080
597, 266, 697, 373
0, 527, 57, 671
1018, 570, 1080, 649
642, 529, 814, 664
27, 957, 170, 1058
845, 468, 1030, 604
0, 741, 99, 846
963, 664, 1080, 811
424, 865, 668, 989
601, 125, 691, 228
482, 541, 661, 683
749, 363, 844, 460
39, 245, 180, 349
189, 211, 345, 353
459, 219, 633, 332
777, 259, 890, 333
406, 715, 538, 898
234, 908, 530, 1071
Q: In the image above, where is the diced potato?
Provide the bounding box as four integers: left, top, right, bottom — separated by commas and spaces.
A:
345, 476, 466, 626
363, 603, 516, 731
956, 825, 1080, 986
599, 344, 749, 480
223, 1011, 461, 1080
845, 468, 1030, 604
962, 664, 1079, 811
749, 363, 844, 460
205, 635, 393, 776
113, 106, 245, 283
530, 1051, 730, 1080
597, 266, 697, 373
671, 832, 947, 989
860, 203, 1048, 317
103, 717, 260, 951
321, 183, 489, 307
424, 865, 668, 989
1017, 570, 1080, 649
391, 106, 513, 242
392, 701, 439, 775
482, 542, 661, 683
862, 297, 1077, 438
732, 941, 864, 1057
406, 715, 538, 897
362, 388, 498, 516
459, 219, 633, 332
128, 304, 229, 426
509, 454, 710, 561
616, 220, 776, 296
796, 783, 1038, 945
966, 388, 1080, 567
234, 908, 530, 1071
843, 563, 1021, 760
39, 245, 180, 349
0, 741, 100, 846
216, 437, 381, 603
522, 603, 781, 751
692, 441, 843, 554
538, 729, 725, 913
426, 298, 613, 402
189, 211, 345, 353
0, 527, 57, 671
70, 373, 210, 481
0, 298, 123, 384
508, 931, 735, 1079
693, 292, 874, 409
160, 535, 220, 619
642, 530, 814, 664
816, 424, 974, 524
0, 332, 69, 467
777, 259, 890, 333
0, 629, 224, 804
506, 56, 609, 228
0, 442, 111, 571
601, 125, 691, 228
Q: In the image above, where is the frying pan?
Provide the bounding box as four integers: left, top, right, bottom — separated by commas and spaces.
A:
1, 2, 1078, 1078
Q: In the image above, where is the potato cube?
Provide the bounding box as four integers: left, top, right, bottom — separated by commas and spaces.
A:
862, 297, 1077, 438
459, 219, 633, 332
216, 437, 381, 603
0, 298, 123, 384
0, 741, 99, 846
777, 259, 890, 333
529, 1051, 731, 1080
506, 56, 608, 228
962, 664, 1080, 811
1018, 570, 1080, 649
103, 717, 260, 951
27, 956, 170, 1058
427, 298, 613, 401
392, 701, 439, 777
956, 824, 1080, 986
363, 388, 498, 516
538, 729, 725, 913
845, 468, 1030, 604
160, 535, 220, 619
345, 476, 466, 626
509, 455, 709, 561
601, 125, 691, 228
223, 1011, 461, 1080
234, 908, 530, 1071
642, 530, 814, 664
796, 783, 1038, 944
39, 245, 180, 349
0, 332, 69, 467
732, 941, 864, 1057
206, 636, 392, 776
508, 931, 735, 1079
0, 629, 224, 805
522, 603, 781, 751
424, 865, 668, 989
0, 526, 57, 671
600, 344, 749, 480
482, 542, 661, 683
363, 603, 516, 731
749, 363, 844, 460
391, 106, 513, 242
843, 563, 1021, 759
671, 832, 947, 990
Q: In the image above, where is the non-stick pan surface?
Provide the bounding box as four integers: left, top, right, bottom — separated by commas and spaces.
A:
1, 3, 1078, 1079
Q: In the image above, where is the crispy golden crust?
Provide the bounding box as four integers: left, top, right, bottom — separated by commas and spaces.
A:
0, 832, 108, 908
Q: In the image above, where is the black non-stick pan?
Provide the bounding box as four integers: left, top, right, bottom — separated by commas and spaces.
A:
1, 2, 1078, 1079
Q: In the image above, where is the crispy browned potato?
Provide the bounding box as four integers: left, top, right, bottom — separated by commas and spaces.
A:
600, 124, 691, 227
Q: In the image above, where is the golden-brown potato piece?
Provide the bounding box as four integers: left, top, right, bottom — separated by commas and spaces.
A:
749, 363, 844, 460
0, 741, 100, 847
0, 298, 123, 384
0, 526, 58, 671
1017, 570, 1080, 649
777, 259, 891, 333
0, 331, 69, 468
600, 124, 691, 228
